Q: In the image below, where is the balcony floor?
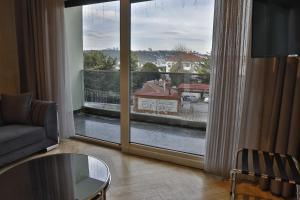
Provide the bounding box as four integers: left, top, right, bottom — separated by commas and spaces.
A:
74, 112, 206, 155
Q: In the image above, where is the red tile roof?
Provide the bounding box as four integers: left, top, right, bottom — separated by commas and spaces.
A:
166, 53, 205, 62
178, 83, 209, 92
134, 81, 178, 99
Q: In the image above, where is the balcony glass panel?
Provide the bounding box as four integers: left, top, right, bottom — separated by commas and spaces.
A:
129, 0, 214, 155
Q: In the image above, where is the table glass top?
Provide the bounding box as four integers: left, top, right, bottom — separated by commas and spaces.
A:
0, 153, 110, 200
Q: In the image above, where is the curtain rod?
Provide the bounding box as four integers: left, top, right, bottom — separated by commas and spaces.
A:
65, 0, 152, 8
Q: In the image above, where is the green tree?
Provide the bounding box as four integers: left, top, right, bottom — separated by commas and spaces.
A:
132, 63, 160, 90
170, 59, 186, 73
141, 63, 160, 83
196, 56, 211, 84
84, 51, 117, 70
141, 62, 159, 72
130, 53, 139, 71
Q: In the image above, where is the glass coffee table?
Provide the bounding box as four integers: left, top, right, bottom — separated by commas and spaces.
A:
0, 153, 111, 200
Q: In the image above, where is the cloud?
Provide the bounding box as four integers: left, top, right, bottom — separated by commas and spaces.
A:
83, 0, 214, 53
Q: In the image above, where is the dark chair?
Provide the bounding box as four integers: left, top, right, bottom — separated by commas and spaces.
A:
230, 148, 300, 200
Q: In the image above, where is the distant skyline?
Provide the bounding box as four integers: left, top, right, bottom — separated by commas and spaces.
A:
83, 0, 214, 54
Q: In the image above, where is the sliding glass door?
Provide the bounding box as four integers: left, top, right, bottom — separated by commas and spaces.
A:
129, 0, 213, 155
65, 0, 214, 167
66, 1, 121, 144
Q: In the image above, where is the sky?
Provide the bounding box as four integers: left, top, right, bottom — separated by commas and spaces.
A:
82, 0, 214, 54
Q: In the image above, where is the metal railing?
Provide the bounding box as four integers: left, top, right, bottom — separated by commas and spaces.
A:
85, 88, 120, 104
82, 69, 209, 123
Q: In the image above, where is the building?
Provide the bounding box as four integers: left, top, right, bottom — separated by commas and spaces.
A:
178, 83, 209, 100
133, 80, 179, 115
165, 52, 206, 73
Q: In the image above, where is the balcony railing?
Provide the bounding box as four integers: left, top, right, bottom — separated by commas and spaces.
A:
82, 69, 209, 128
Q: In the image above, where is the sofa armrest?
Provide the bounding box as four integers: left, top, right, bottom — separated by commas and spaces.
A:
31, 100, 58, 142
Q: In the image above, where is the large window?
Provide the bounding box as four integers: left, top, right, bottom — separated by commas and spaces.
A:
130, 0, 213, 155
65, 0, 214, 166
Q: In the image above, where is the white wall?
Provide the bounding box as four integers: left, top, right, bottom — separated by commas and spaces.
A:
65, 7, 84, 110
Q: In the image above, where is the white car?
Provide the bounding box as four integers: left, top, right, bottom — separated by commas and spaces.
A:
204, 97, 209, 103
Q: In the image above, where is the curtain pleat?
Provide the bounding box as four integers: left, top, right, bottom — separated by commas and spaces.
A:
205, 0, 251, 177
241, 57, 300, 198
270, 58, 298, 196
15, 0, 75, 138
282, 58, 300, 197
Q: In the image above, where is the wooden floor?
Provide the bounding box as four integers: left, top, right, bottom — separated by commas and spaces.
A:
0, 139, 287, 200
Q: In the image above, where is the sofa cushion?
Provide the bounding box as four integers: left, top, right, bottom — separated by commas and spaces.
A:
1, 94, 32, 125
0, 100, 3, 127
0, 125, 45, 156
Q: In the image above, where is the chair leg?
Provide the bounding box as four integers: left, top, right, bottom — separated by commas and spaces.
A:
230, 170, 237, 200
297, 185, 300, 200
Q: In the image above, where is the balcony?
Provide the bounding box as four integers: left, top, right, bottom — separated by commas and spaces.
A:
73, 70, 208, 155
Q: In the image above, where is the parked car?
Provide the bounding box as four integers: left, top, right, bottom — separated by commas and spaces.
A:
182, 95, 198, 102
204, 97, 209, 103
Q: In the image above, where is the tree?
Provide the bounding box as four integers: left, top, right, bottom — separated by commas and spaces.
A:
130, 53, 139, 71
170, 44, 190, 73
132, 62, 160, 90
174, 43, 189, 52
170, 58, 186, 73
196, 56, 211, 84
141, 62, 160, 84
141, 62, 159, 72
84, 50, 117, 70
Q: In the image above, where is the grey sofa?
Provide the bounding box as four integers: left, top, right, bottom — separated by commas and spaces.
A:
0, 100, 58, 166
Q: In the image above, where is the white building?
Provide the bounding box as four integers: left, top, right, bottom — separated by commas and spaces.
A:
165, 53, 206, 73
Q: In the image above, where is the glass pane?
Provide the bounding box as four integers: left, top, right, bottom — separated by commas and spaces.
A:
130, 0, 214, 155
65, 1, 121, 143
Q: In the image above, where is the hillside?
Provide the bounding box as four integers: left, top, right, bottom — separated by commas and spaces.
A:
84, 49, 209, 65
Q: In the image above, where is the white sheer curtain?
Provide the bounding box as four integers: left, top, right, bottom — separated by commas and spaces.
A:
15, 0, 75, 139
55, 0, 76, 139
204, 0, 252, 177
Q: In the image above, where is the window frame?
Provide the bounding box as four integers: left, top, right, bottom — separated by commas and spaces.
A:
66, 0, 205, 169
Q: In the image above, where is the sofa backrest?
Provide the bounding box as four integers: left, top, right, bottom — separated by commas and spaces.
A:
0, 100, 3, 126
0, 94, 32, 125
